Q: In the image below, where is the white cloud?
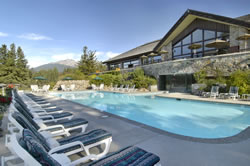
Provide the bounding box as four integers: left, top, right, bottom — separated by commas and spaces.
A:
0, 32, 8, 37
51, 53, 81, 61
18, 33, 53, 40
96, 51, 120, 61
27, 56, 51, 68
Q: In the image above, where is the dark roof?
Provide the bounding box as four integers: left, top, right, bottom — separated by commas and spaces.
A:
154, 9, 250, 51
236, 14, 250, 23
104, 40, 160, 63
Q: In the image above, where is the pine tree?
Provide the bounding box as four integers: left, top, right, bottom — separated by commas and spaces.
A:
2, 43, 17, 83
78, 46, 97, 75
16, 46, 29, 83
0, 45, 8, 83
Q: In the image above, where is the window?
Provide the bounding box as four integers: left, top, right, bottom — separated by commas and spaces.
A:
172, 28, 229, 60
173, 47, 181, 56
183, 45, 191, 54
153, 56, 162, 63
182, 34, 191, 45
131, 59, 139, 67
123, 61, 130, 69
175, 41, 181, 47
204, 30, 215, 40
192, 29, 203, 42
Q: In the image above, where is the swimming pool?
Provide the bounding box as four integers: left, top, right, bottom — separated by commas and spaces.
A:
51, 91, 250, 138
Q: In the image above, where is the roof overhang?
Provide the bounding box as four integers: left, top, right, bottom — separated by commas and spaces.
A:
154, 9, 250, 52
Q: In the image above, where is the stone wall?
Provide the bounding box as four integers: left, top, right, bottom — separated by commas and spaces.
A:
141, 51, 250, 79
161, 42, 172, 61
53, 80, 90, 91
229, 25, 249, 49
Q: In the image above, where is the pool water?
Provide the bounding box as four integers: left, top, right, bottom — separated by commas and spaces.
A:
51, 91, 250, 138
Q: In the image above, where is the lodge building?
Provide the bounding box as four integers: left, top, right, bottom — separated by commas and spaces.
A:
104, 9, 250, 92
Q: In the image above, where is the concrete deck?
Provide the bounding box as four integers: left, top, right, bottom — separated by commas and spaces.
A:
48, 95, 250, 165
1, 93, 250, 166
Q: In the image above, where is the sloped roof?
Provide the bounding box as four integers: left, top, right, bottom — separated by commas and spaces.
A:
154, 9, 250, 51
104, 40, 160, 63
236, 14, 250, 23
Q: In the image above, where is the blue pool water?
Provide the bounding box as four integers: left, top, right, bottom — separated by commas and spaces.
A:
51, 91, 250, 138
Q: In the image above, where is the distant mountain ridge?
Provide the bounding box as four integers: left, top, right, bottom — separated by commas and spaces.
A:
33, 59, 78, 72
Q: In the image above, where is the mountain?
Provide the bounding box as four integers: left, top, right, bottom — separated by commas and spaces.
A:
33, 59, 78, 72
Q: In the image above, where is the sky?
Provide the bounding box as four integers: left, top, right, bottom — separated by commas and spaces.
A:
0, 0, 249, 68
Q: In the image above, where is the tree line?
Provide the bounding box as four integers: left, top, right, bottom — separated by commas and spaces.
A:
0, 44, 107, 89
0, 43, 30, 85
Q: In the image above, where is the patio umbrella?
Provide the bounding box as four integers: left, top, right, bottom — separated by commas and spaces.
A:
94, 76, 103, 80
148, 52, 157, 64
236, 33, 250, 51
188, 43, 202, 57
33, 76, 47, 80
62, 77, 73, 80
205, 39, 229, 49
205, 39, 229, 55
148, 52, 157, 57
141, 55, 148, 59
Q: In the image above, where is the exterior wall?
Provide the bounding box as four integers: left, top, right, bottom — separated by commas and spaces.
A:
141, 52, 250, 79
230, 25, 249, 49
161, 42, 172, 60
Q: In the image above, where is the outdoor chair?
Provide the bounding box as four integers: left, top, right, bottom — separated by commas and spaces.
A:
69, 84, 75, 91
3, 130, 159, 166
203, 86, 219, 98
91, 84, 97, 90
117, 84, 124, 91
128, 85, 136, 92
98, 83, 104, 90
14, 98, 74, 123
226, 86, 239, 100
10, 112, 111, 158
61, 84, 67, 91
14, 91, 63, 114
8, 103, 88, 137
110, 84, 117, 91
122, 84, 129, 92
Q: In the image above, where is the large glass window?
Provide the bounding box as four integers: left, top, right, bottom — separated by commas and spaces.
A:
153, 56, 162, 63
131, 59, 139, 67
192, 29, 202, 42
173, 47, 181, 56
204, 30, 215, 40
182, 34, 191, 45
172, 28, 229, 60
123, 62, 130, 69
183, 45, 191, 54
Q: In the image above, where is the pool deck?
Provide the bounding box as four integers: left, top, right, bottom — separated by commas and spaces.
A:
1, 92, 250, 166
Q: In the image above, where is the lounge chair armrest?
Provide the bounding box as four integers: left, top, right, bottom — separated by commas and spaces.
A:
38, 125, 67, 136
49, 141, 86, 155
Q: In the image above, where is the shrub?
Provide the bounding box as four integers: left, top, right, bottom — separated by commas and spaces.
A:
227, 70, 250, 95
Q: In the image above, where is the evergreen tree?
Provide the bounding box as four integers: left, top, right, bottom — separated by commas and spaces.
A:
0, 45, 8, 83
16, 46, 29, 83
78, 46, 97, 75
2, 43, 17, 83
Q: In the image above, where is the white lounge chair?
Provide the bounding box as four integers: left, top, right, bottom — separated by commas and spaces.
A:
203, 86, 219, 98
225, 86, 239, 100
98, 83, 104, 90
91, 84, 97, 90
111, 84, 117, 91
117, 84, 124, 91
2, 131, 159, 166
128, 85, 136, 92
69, 84, 75, 91
123, 84, 129, 92
61, 84, 67, 91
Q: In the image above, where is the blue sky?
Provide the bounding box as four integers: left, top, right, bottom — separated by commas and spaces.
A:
0, 0, 249, 67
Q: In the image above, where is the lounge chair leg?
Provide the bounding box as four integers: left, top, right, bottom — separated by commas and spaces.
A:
1, 155, 19, 166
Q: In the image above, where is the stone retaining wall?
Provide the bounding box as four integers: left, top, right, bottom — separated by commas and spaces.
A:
53, 80, 89, 91
141, 51, 250, 79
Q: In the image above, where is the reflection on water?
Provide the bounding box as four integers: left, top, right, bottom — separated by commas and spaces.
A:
52, 91, 250, 138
